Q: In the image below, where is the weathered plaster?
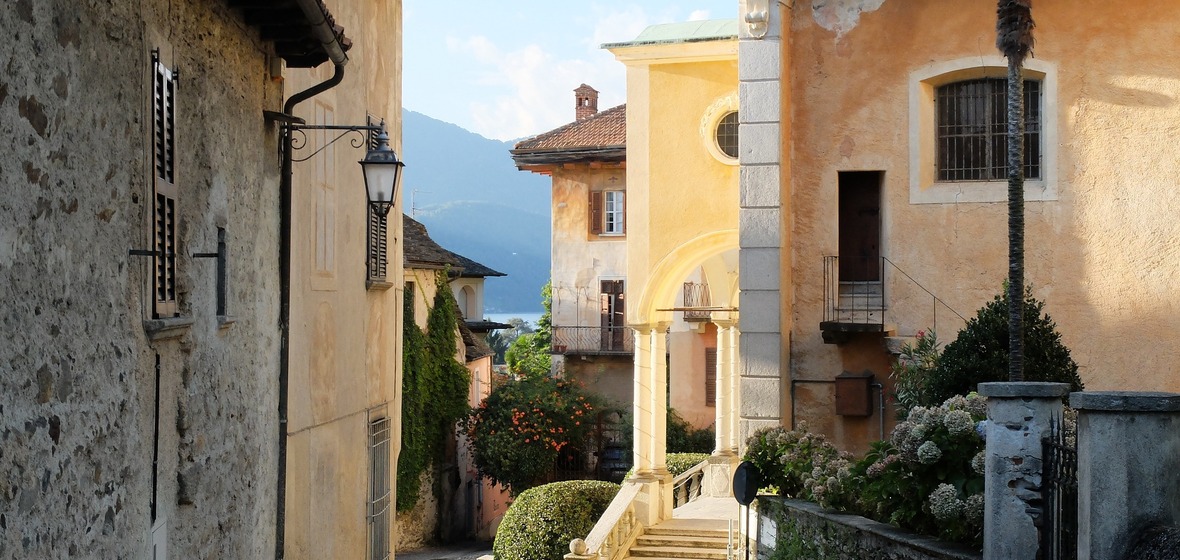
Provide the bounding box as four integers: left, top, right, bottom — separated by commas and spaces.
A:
811, 0, 886, 39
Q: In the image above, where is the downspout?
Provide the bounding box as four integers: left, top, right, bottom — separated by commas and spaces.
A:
276, 4, 348, 558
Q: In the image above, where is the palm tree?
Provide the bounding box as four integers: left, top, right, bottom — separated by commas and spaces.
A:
996, 0, 1035, 382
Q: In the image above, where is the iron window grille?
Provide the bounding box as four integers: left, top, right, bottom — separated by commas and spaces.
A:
715, 111, 739, 159
152, 51, 179, 318
368, 416, 391, 560
936, 78, 1041, 182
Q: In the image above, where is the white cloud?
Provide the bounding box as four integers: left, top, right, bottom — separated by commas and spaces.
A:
688, 9, 712, 20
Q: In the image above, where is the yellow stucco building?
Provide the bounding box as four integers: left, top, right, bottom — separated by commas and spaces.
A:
283, 2, 404, 558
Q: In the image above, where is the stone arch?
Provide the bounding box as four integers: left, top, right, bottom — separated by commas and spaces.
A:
631, 229, 739, 326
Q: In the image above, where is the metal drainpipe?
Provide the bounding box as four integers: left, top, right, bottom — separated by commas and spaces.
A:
871, 381, 885, 441
275, 59, 347, 560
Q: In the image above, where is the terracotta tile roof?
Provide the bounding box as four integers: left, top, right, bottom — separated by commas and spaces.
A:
513, 104, 626, 152
402, 215, 505, 277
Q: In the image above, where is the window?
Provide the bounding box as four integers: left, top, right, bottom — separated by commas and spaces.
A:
589, 190, 625, 236
599, 280, 625, 351
152, 51, 179, 318
908, 56, 1057, 204
368, 416, 391, 560
715, 111, 739, 159
366, 115, 389, 286
936, 79, 1041, 182
704, 348, 717, 407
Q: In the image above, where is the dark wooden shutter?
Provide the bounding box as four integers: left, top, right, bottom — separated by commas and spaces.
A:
589, 191, 603, 235
152, 54, 178, 318
366, 115, 388, 282
705, 348, 717, 406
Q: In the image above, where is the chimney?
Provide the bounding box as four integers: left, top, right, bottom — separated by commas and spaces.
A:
574, 84, 599, 121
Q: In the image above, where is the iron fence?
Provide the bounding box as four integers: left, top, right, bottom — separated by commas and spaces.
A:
1040, 416, 1078, 560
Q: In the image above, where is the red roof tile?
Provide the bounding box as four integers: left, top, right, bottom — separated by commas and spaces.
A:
513, 104, 626, 152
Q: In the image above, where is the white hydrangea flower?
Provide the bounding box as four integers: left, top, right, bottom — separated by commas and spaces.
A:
964, 493, 985, 524
971, 450, 986, 475
944, 409, 975, 436
917, 440, 942, 464
928, 483, 964, 521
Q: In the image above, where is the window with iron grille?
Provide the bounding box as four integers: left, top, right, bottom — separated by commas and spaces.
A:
715, 111, 739, 159
366, 114, 389, 284
936, 78, 1041, 182
589, 190, 625, 236
152, 51, 179, 318
368, 416, 391, 560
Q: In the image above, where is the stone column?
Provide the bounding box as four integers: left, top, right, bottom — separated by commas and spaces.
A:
1073, 391, 1180, 560
978, 382, 1069, 560
726, 323, 741, 452
705, 319, 740, 498
630, 325, 654, 480
713, 319, 736, 455
649, 323, 674, 520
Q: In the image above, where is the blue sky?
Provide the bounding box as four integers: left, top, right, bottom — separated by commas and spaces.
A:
403, 1, 738, 141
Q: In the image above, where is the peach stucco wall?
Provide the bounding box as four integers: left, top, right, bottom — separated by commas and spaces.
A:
784, 0, 1180, 452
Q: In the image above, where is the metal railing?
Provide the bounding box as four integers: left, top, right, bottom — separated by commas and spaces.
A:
822, 256, 966, 335
1040, 416, 1078, 560
671, 459, 709, 508
682, 282, 712, 322
552, 326, 634, 355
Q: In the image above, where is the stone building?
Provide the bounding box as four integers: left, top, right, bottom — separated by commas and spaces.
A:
0, 0, 404, 558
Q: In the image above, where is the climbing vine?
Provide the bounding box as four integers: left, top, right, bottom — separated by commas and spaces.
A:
397, 272, 472, 511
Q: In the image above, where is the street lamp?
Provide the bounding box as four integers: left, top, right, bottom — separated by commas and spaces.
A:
360, 126, 404, 217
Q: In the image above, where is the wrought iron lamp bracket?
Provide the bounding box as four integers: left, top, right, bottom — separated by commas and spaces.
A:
287, 124, 384, 163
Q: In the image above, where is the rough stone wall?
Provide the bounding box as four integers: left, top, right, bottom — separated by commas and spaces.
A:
756, 498, 981, 560
0, 0, 282, 557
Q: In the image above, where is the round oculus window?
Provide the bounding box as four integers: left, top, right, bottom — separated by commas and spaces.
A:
715, 111, 739, 159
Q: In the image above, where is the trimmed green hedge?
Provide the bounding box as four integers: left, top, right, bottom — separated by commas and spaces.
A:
667, 453, 710, 476
493, 480, 620, 560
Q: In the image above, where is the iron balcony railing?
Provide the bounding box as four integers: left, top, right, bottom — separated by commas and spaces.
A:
682, 282, 712, 322
822, 255, 966, 335
551, 325, 634, 355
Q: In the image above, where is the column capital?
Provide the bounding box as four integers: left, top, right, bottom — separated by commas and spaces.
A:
712, 317, 739, 329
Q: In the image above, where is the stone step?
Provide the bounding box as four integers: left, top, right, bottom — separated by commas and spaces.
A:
626, 544, 731, 559
635, 534, 731, 549
644, 526, 730, 539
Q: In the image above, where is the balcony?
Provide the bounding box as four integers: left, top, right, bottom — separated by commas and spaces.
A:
551, 326, 633, 356
682, 282, 712, 322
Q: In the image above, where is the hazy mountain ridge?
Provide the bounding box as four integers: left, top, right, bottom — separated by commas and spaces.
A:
402, 109, 551, 313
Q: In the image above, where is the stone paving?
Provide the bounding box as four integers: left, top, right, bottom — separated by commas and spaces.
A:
395, 542, 493, 560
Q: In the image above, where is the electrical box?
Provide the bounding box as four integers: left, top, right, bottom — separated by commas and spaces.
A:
835, 370, 874, 417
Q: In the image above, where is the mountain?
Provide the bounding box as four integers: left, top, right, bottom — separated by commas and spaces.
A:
402, 110, 552, 314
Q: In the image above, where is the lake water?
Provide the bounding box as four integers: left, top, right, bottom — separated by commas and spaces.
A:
485, 312, 544, 329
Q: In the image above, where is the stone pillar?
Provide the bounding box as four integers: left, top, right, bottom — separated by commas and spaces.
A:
738, 0, 785, 448
978, 382, 1070, 560
649, 323, 674, 520
713, 319, 736, 455
726, 323, 741, 452
705, 320, 740, 498
631, 325, 654, 479
1073, 391, 1180, 560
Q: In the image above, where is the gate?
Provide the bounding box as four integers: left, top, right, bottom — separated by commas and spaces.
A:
1040, 416, 1078, 560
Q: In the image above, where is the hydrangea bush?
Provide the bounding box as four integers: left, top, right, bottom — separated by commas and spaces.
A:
745, 394, 991, 547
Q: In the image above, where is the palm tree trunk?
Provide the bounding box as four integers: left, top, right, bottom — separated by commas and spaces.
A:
1006, 58, 1025, 383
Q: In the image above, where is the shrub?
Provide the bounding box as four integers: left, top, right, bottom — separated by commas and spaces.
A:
667, 409, 715, 453
852, 393, 989, 545
922, 287, 1083, 406
463, 375, 602, 495
742, 423, 846, 499
890, 329, 941, 419
493, 480, 619, 560
666, 453, 711, 476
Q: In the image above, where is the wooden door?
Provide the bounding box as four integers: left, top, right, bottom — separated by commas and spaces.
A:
838, 172, 882, 281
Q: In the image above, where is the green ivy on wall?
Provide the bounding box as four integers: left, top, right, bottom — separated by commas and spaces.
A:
397, 272, 472, 512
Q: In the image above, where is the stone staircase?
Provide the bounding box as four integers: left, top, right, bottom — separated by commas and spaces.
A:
624, 522, 734, 560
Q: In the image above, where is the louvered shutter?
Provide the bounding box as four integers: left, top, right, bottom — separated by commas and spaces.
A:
589, 191, 603, 235
366, 115, 389, 283
152, 54, 178, 318
705, 348, 717, 407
